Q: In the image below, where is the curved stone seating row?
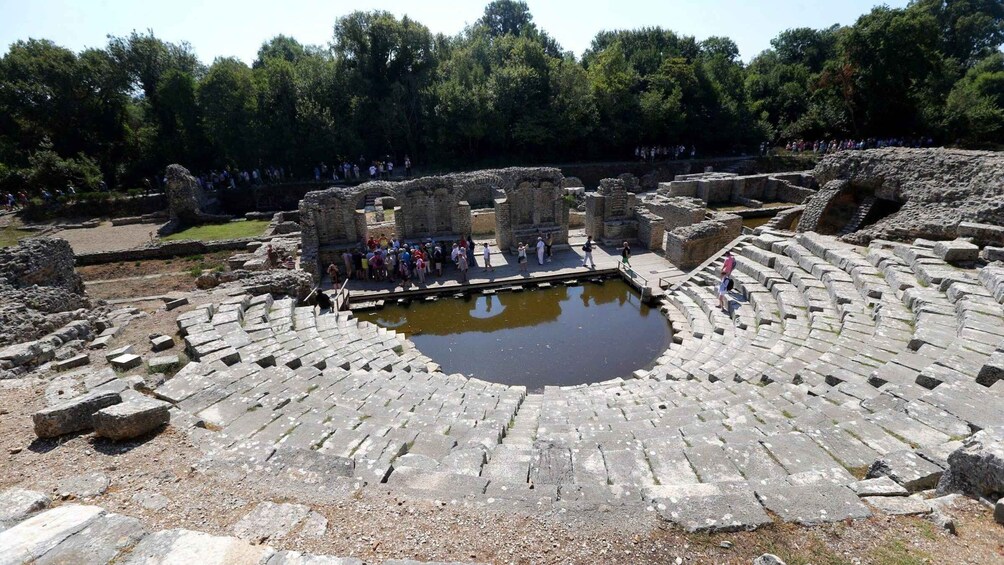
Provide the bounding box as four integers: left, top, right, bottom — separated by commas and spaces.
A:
150, 229, 1004, 532
167, 293, 525, 489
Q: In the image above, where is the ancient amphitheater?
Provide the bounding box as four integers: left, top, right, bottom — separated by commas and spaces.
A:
2, 148, 1004, 564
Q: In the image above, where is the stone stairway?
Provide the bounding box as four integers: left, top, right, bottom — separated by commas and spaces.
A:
839, 196, 877, 236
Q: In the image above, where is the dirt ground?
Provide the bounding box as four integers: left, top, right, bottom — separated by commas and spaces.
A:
52, 221, 167, 254
78, 252, 232, 301
1, 291, 1002, 565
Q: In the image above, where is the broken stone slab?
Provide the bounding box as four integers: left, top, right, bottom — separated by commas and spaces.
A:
982, 246, 1004, 262
0, 505, 106, 564
54, 354, 89, 372
867, 450, 943, 492
266, 551, 363, 565
977, 352, 1004, 387
88, 335, 112, 349
863, 495, 932, 516
56, 472, 110, 499
937, 427, 1004, 498
104, 345, 134, 362
165, 297, 189, 311
754, 484, 871, 526
32, 512, 147, 565
118, 528, 272, 565
232, 501, 312, 543
753, 555, 787, 565
111, 353, 143, 371
147, 355, 181, 373
996, 496, 1004, 525
646, 482, 772, 533
150, 335, 175, 352
33, 390, 122, 438
932, 239, 979, 263
849, 476, 909, 497
92, 397, 171, 441
0, 488, 50, 529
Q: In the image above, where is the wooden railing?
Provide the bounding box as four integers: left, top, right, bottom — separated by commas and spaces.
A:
332, 278, 351, 311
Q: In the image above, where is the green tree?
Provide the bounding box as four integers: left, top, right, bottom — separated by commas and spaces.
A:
198, 57, 257, 165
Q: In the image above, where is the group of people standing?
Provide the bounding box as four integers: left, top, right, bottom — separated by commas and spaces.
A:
328, 233, 487, 288
514, 234, 556, 274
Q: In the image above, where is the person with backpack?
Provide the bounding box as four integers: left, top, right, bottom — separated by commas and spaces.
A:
718, 274, 732, 312
582, 236, 595, 269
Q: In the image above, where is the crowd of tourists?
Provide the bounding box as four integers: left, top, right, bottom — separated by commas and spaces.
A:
326, 232, 570, 289
784, 137, 935, 154
316, 156, 413, 183
634, 144, 697, 161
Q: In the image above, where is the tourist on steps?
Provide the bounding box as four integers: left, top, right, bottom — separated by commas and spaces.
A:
536, 236, 545, 265
582, 236, 595, 269
327, 262, 340, 286
718, 274, 732, 313
722, 251, 736, 277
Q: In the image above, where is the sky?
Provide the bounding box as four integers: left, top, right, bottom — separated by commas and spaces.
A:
0, 0, 912, 64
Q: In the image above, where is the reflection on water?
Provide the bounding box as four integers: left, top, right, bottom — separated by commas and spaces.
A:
358, 280, 672, 391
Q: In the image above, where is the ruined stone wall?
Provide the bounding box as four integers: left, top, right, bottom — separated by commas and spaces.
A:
635, 209, 665, 251
659, 171, 816, 206
807, 148, 1004, 244
797, 180, 847, 233
584, 177, 639, 244
643, 196, 707, 231
0, 238, 91, 349
300, 167, 568, 278
665, 217, 742, 269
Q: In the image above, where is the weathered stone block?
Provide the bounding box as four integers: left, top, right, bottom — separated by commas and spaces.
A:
33, 390, 122, 438
111, 353, 143, 370
977, 352, 1004, 387
92, 397, 171, 441
933, 239, 979, 263
150, 335, 174, 352
147, 355, 181, 373
54, 354, 89, 371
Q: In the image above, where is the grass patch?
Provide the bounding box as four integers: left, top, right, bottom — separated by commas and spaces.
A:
0, 227, 33, 247
869, 538, 930, 565
162, 219, 269, 242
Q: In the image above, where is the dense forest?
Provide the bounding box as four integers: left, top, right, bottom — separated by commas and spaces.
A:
0, 0, 1002, 193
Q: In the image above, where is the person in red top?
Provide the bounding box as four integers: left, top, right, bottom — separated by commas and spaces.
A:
367, 237, 377, 251
722, 251, 736, 276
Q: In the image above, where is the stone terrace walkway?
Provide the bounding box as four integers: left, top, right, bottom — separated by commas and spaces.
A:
328, 232, 687, 301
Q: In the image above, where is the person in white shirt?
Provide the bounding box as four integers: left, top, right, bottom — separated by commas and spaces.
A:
482, 243, 493, 272
536, 237, 545, 265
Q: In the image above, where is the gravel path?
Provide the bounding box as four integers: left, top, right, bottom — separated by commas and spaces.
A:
53, 222, 165, 254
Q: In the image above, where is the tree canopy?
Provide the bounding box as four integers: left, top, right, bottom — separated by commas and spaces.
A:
0, 0, 1002, 192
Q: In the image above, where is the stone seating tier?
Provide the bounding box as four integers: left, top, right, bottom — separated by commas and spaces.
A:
145, 230, 1004, 532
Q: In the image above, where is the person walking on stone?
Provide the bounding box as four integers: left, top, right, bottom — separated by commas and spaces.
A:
582, 236, 595, 269
718, 273, 732, 313
482, 243, 494, 272
621, 241, 631, 267
722, 250, 736, 277
457, 251, 469, 284
545, 233, 553, 263
517, 242, 529, 274
536, 236, 545, 265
